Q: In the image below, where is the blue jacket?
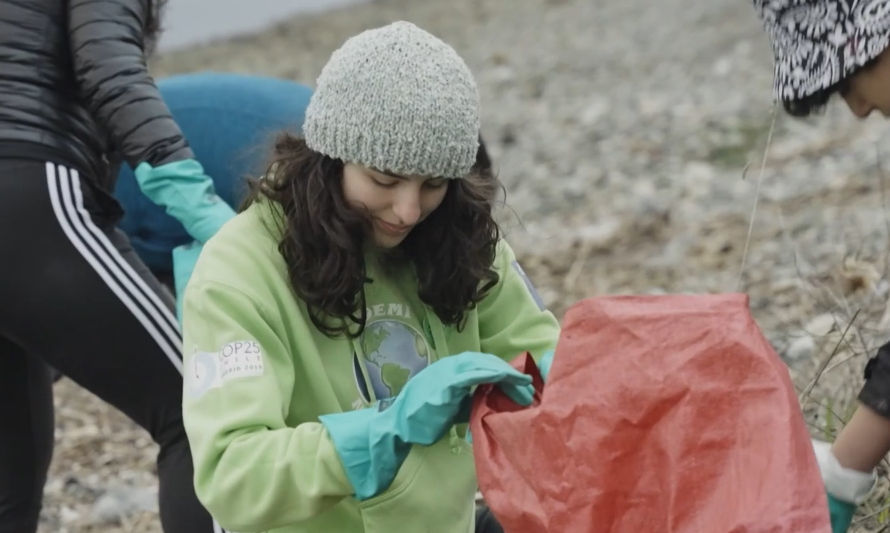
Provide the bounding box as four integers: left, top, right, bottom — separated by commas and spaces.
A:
114, 72, 312, 274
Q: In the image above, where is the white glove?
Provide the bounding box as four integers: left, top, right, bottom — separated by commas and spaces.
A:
812, 439, 877, 504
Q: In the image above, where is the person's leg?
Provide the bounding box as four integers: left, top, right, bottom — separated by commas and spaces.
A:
0, 337, 54, 533
0, 160, 218, 532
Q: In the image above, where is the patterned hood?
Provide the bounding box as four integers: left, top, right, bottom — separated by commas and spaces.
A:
753, 0, 890, 101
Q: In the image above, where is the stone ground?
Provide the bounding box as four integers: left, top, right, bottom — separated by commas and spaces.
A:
39, 0, 890, 530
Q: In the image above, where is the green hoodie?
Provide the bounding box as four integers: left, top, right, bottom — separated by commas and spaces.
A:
181, 200, 560, 532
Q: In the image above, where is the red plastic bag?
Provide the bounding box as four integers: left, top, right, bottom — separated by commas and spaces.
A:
470, 294, 830, 533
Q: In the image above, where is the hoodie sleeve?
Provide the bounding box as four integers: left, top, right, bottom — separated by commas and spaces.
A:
476, 240, 561, 362
68, 0, 193, 167
181, 280, 354, 532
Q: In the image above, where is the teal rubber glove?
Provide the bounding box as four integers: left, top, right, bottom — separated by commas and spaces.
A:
464, 350, 553, 444
826, 492, 856, 533
320, 352, 534, 500
172, 241, 202, 324
133, 159, 235, 244
466, 348, 554, 443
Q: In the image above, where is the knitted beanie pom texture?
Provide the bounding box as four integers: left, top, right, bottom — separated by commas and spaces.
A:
303, 21, 480, 179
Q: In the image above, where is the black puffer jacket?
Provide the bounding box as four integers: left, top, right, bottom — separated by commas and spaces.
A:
0, 0, 192, 190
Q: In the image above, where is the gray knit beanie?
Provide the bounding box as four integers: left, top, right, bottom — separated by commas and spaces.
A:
303, 21, 480, 179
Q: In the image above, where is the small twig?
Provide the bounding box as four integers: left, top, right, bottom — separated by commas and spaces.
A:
827, 286, 873, 364
801, 267, 873, 365
736, 106, 778, 292
799, 309, 861, 405
774, 205, 867, 359
824, 349, 871, 375
852, 501, 890, 525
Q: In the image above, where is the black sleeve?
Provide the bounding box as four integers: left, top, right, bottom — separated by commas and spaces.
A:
68, 0, 193, 168
859, 342, 890, 419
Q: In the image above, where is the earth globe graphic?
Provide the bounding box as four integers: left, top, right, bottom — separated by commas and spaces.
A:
361, 319, 430, 399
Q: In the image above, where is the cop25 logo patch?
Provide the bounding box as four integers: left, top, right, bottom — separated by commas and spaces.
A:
185, 340, 265, 398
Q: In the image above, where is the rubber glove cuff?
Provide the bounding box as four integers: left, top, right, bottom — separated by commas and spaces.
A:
826, 492, 856, 533
134, 159, 235, 244
319, 406, 410, 501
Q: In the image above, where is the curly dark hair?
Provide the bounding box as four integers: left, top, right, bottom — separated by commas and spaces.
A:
243, 134, 502, 338
782, 56, 879, 117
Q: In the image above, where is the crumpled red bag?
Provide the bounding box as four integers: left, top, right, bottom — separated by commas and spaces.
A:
470, 294, 830, 533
